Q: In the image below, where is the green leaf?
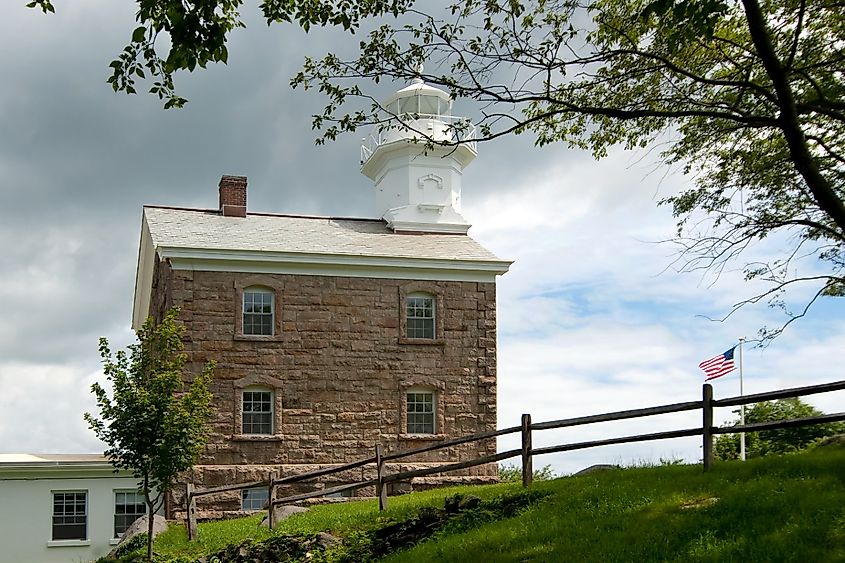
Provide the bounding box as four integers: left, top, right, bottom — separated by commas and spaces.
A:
132, 26, 147, 43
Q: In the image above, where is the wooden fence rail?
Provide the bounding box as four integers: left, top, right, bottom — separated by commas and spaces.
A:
184, 378, 844, 539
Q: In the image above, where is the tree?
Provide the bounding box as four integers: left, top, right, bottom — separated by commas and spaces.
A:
499, 463, 557, 482
714, 398, 845, 460
31, 0, 845, 339
85, 307, 215, 561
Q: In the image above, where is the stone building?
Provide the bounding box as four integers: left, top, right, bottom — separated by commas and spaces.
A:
131, 79, 511, 518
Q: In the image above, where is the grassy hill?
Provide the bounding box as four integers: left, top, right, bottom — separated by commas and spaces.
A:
112, 443, 845, 562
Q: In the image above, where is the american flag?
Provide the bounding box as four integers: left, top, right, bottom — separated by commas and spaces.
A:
699, 347, 737, 381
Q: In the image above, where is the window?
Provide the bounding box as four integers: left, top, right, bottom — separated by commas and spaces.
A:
52, 491, 87, 541
242, 388, 273, 434
406, 294, 435, 339
114, 491, 146, 538
326, 487, 355, 499
243, 288, 274, 336
241, 487, 269, 511
406, 390, 436, 434
234, 374, 283, 438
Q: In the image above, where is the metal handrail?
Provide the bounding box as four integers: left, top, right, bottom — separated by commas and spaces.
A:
360, 114, 477, 164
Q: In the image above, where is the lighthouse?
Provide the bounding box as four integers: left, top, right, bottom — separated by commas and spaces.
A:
360, 76, 478, 234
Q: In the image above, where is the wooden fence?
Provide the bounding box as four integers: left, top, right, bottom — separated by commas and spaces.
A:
184, 379, 845, 539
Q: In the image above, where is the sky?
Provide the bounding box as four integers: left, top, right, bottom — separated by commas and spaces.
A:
1, 1, 842, 474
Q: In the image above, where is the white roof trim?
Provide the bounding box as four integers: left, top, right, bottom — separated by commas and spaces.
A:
159, 246, 510, 274
132, 218, 155, 331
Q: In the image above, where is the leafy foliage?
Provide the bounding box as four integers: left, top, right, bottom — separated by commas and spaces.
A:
498, 463, 557, 482
714, 398, 845, 460
85, 307, 215, 561
26, 0, 54, 13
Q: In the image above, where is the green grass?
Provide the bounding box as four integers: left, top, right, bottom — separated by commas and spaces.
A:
153, 482, 519, 558
153, 445, 845, 561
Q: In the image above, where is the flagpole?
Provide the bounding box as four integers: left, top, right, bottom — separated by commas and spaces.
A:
739, 337, 746, 461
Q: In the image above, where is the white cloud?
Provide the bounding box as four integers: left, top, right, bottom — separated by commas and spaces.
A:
0, 364, 105, 453
471, 147, 845, 473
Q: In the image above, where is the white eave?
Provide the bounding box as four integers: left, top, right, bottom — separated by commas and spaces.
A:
0, 454, 127, 478
159, 246, 510, 276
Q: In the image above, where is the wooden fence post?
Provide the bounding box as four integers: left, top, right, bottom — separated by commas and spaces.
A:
521, 413, 533, 487
185, 483, 197, 541
702, 383, 714, 472
375, 444, 388, 511
268, 471, 278, 530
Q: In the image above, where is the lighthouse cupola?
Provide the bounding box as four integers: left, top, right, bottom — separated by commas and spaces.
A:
360, 76, 477, 234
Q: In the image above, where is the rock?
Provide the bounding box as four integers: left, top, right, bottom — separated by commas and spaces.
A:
571, 464, 620, 477
260, 504, 309, 527
443, 494, 463, 513
458, 494, 481, 510
107, 514, 168, 557
316, 532, 340, 548
680, 497, 719, 510
816, 433, 845, 447
444, 493, 482, 513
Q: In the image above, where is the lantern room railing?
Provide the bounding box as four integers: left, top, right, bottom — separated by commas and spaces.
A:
360, 114, 478, 164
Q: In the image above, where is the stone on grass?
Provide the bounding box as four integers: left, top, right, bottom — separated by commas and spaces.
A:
458, 494, 481, 510
316, 532, 340, 548
107, 514, 167, 557
260, 505, 309, 527
817, 433, 845, 447
571, 464, 620, 477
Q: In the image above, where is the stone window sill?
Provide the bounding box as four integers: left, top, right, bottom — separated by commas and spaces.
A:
232, 434, 284, 442
234, 333, 283, 342
109, 538, 121, 546
47, 540, 91, 548
399, 433, 447, 441
397, 337, 445, 346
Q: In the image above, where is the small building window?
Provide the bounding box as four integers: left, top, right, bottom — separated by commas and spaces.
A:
325, 487, 355, 499
242, 388, 273, 435
243, 288, 274, 336
406, 294, 435, 339
114, 491, 146, 538
406, 390, 436, 434
52, 491, 87, 541
241, 487, 269, 511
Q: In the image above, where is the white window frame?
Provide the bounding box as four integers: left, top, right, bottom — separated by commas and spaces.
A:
51, 490, 88, 542
242, 287, 275, 336
113, 490, 147, 539
406, 388, 436, 435
242, 387, 274, 435
241, 487, 270, 511
405, 293, 435, 339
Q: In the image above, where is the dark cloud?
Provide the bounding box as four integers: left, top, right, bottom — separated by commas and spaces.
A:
0, 2, 539, 403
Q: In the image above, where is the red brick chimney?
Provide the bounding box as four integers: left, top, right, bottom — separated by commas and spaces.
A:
219, 175, 247, 217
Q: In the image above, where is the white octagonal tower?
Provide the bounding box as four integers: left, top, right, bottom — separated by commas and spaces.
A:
360, 77, 478, 234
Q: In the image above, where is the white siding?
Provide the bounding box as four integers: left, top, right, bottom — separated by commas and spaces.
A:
0, 471, 146, 563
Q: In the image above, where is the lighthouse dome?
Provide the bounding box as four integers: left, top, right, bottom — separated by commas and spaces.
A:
382, 78, 453, 118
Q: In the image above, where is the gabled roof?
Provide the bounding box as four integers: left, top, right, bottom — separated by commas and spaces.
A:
133, 206, 511, 329
143, 207, 503, 261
